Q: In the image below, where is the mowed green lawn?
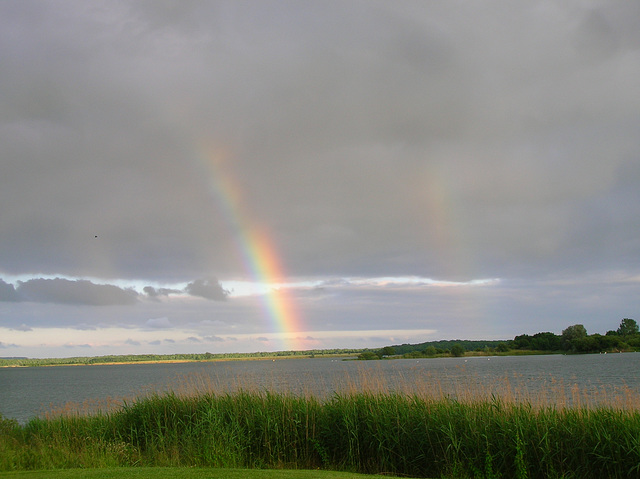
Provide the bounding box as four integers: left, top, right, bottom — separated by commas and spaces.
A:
0, 468, 416, 479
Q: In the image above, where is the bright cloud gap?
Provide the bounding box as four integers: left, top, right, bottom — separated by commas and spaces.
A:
222, 276, 500, 297
0, 274, 500, 304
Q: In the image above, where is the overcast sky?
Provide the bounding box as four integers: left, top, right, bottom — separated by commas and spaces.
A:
1, 0, 639, 358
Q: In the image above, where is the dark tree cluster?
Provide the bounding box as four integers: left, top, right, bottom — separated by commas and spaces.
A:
384, 318, 640, 360
510, 318, 639, 354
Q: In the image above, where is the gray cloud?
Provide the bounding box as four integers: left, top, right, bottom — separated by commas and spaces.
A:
0, 280, 20, 302
11, 324, 32, 332
185, 279, 228, 301
0, 1, 639, 355
201, 335, 225, 342
144, 317, 172, 329
143, 286, 181, 299
295, 336, 316, 342
73, 324, 97, 331
15, 278, 138, 306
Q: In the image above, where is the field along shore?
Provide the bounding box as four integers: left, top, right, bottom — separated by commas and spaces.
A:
0, 351, 361, 368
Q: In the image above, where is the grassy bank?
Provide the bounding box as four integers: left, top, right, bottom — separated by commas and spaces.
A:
2, 386, 640, 479
0, 467, 405, 478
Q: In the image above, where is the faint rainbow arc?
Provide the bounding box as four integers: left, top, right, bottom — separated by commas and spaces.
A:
197, 145, 303, 350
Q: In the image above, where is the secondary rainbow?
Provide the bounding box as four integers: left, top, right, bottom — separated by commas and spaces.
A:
197, 143, 304, 350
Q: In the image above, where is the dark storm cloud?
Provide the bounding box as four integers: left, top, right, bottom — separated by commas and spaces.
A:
184, 279, 228, 301
15, 278, 138, 306
0, 1, 638, 283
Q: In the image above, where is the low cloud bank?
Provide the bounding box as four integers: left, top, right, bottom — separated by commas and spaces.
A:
10, 278, 138, 306
184, 278, 229, 301
0, 277, 228, 305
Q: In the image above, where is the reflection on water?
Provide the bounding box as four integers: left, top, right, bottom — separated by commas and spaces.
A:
1, 353, 639, 423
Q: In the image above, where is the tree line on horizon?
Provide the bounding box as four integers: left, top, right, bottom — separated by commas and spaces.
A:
0, 347, 364, 367
380, 318, 640, 359
3, 319, 638, 367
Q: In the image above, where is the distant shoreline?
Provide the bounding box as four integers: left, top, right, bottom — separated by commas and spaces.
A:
0, 352, 357, 368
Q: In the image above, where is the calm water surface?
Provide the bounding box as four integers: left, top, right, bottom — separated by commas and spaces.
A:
1, 353, 639, 423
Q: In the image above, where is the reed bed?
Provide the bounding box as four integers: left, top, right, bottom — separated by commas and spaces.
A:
2, 368, 640, 478
166, 362, 640, 414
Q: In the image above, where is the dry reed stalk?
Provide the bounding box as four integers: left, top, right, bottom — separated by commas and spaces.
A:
43, 395, 126, 419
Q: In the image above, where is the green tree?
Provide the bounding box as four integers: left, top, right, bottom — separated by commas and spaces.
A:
617, 318, 639, 336
512, 334, 532, 350
358, 351, 378, 360
378, 346, 396, 357
450, 344, 465, 357
424, 345, 437, 356
562, 324, 588, 351
530, 332, 562, 351
562, 324, 587, 342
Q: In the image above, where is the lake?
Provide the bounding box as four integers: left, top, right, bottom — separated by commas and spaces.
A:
2, 353, 639, 423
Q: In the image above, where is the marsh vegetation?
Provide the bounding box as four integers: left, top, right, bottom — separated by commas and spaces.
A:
1, 368, 640, 478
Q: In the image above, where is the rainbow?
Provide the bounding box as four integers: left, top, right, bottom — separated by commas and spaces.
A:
197, 143, 304, 350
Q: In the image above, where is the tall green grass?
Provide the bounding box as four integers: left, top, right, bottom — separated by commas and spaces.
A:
2, 373, 640, 478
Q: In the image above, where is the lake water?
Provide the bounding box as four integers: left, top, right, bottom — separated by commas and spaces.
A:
2, 353, 639, 423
